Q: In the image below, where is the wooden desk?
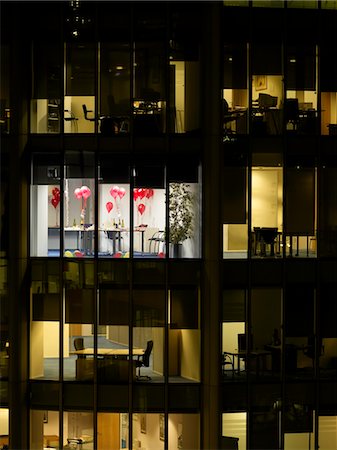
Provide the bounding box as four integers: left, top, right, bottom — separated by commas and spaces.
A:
71, 348, 144, 357
71, 348, 144, 381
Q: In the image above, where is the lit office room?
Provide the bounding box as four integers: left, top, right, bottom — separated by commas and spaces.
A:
29, 258, 201, 384
28, 410, 200, 450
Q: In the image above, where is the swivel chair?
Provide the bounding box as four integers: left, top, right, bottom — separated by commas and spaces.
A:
136, 340, 153, 380
74, 337, 85, 359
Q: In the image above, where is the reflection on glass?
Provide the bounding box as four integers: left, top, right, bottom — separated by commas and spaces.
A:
222, 412, 246, 450
30, 410, 59, 449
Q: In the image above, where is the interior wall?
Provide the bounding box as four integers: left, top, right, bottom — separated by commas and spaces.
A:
132, 414, 164, 450
43, 322, 69, 358
171, 61, 185, 133
318, 416, 337, 450
222, 412, 247, 450
252, 168, 281, 229
0, 409, 8, 435
64, 96, 95, 133
222, 322, 245, 353
169, 414, 200, 450
252, 75, 283, 108
180, 329, 200, 381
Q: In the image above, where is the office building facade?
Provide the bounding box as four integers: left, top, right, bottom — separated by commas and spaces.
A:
0, 1, 337, 449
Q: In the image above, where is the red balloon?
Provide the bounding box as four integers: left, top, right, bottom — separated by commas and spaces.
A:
106, 201, 113, 213
51, 197, 59, 209
110, 186, 120, 199
133, 189, 139, 201
138, 188, 146, 200
146, 188, 154, 199
118, 187, 126, 199
52, 187, 60, 197
138, 203, 146, 215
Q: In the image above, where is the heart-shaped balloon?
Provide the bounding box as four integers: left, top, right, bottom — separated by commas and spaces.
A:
110, 186, 120, 199
51, 197, 59, 209
146, 188, 154, 199
81, 185, 91, 200
138, 203, 146, 215
52, 187, 60, 198
118, 187, 126, 199
74, 188, 82, 199
138, 188, 146, 200
106, 201, 113, 213
133, 189, 139, 201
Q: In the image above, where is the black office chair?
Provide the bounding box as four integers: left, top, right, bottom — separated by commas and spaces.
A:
82, 104, 118, 135
136, 340, 153, 380
74, 337, 85, 359
148, 230, 165, 254
222, 353, 234, 377
303, 335, 324, 365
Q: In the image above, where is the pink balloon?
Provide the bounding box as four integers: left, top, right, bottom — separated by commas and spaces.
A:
146, 188, 154, 199
138, 203, 146, 215
110, 186, 119, 199
81, 185, 91, 200
106, 201, 113, 213
133, 189, 139, 201
74, 188, 82, 199
118, 187, 126, 199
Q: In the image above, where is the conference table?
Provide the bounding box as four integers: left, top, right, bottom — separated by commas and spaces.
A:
71, 347, 145, 381
224, 349, 271, 377
50, 226, 147, 255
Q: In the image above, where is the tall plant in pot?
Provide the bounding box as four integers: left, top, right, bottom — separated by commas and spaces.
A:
169, 183, 194, 257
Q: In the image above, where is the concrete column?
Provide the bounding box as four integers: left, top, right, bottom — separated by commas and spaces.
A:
200, 3, 222, 449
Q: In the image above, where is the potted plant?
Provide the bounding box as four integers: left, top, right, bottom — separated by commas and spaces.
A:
169, 183, 194, 258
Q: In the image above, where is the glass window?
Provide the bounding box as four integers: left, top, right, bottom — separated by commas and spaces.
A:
318, 165, 337, 257
133, 162, 166, 258
168, 159, 202, 259
251, 44, 283, 136
63, 411, 93, 448
30, 260, 61, 381
64, 151, 95, 258
222, 412, 246, 450
222, 290, 246, 381
65, 43, 96, 133
285, 45, 318, 135
285, 164, 317, 258
169, 286, 200, 383
98, 155, 130, 258
100, 43, 131, 135
251, 154, 283, 258
64, 260, 94, 381
168, 413, 200, 450
223, 43, 248, 136
30, 153, 61, 257
133, 6, 167, 135
30, 410, 59, 449
30, 43, 62, 134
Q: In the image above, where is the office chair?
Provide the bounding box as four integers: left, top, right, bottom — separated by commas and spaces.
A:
136, 340, 153, 380
222, 353, 234, 377
148, 230, 165, 254
74, 337, 85, 359
303, 336, 324, 365
82, 104, 95, 122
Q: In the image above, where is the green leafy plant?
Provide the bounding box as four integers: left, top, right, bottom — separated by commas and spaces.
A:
169, 183, 194, 244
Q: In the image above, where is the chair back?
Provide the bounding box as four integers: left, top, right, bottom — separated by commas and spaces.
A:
142, 340, 154, 367
74, 337, 84, 351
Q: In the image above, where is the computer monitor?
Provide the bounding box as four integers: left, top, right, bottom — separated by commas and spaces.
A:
258, 93, 278, 108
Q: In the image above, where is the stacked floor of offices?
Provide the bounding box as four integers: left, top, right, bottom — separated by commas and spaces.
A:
1, 2, 337, 450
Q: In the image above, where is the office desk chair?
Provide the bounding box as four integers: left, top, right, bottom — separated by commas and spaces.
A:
222, 353, 234, 377
136, 340, 153, 380
74, 337, 85, 359
82, 104, 119, 135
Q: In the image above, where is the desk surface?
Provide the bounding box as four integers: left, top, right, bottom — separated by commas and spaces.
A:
71, 348, 144, 356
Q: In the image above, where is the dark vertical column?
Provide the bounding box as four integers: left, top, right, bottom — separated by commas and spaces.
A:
200, 3, 222, 449
7, 4, 30, 449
